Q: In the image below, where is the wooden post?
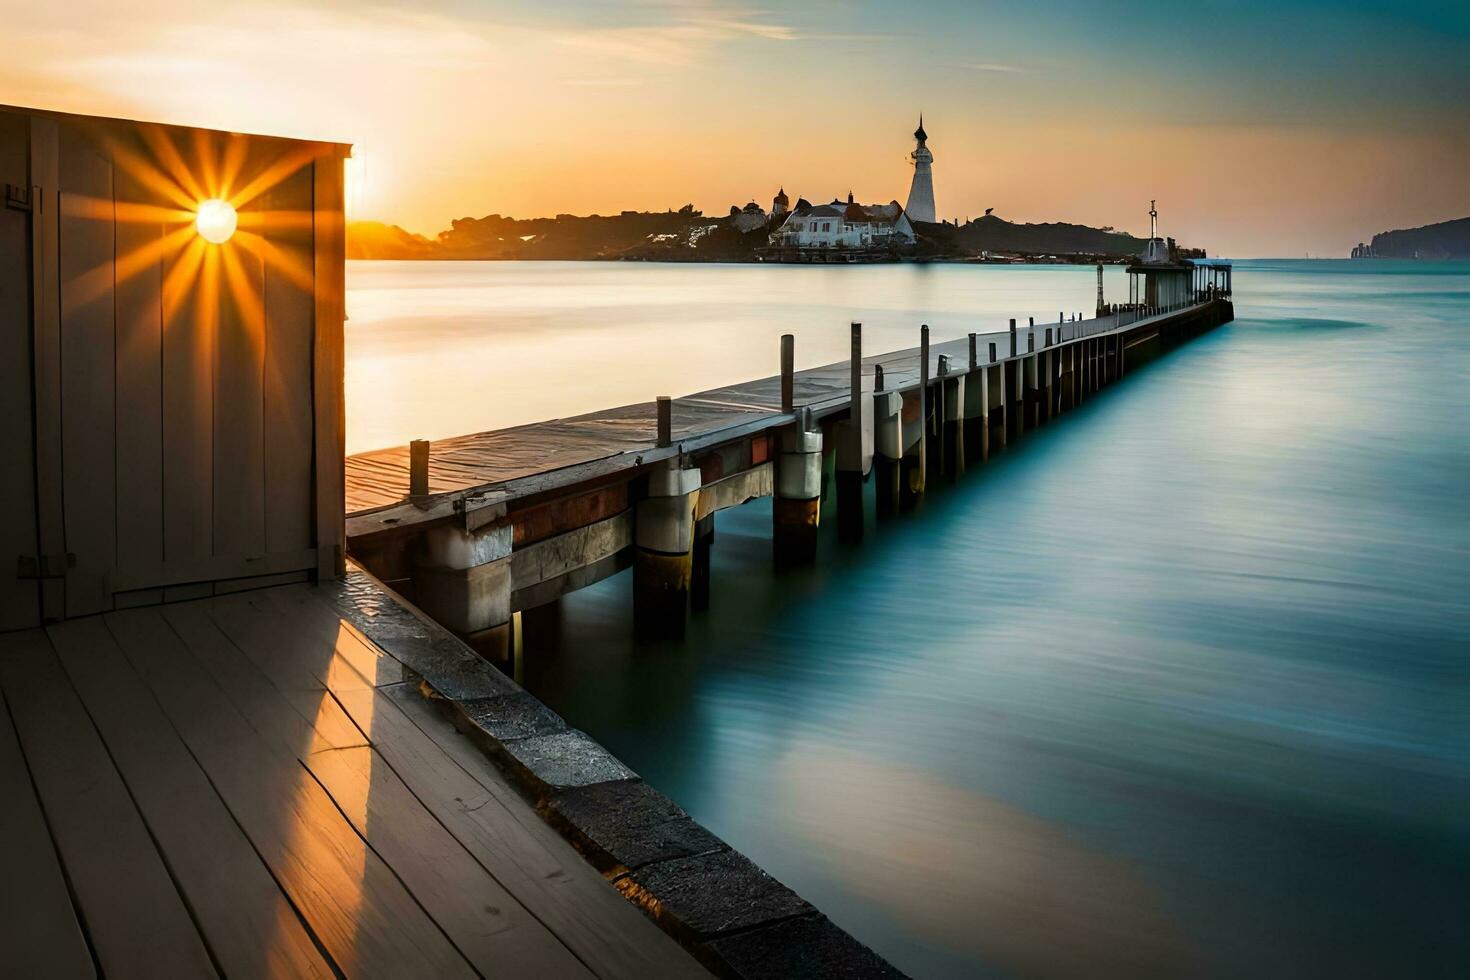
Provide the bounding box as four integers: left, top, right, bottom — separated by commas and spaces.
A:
658, 393, 673, 449
902, 326, 929, 508
781, 333, 794, 414
837, 322, 865, 542
968, 332, 978, 371
409, 439, 430, 498
1009, 318, 1017, 357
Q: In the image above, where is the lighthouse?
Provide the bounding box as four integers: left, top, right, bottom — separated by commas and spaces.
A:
905, 115, 936, 223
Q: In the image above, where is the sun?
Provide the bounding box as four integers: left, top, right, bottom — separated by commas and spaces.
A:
196, 197, 238, 244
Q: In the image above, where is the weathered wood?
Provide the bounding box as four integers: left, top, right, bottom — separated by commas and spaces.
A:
510, 510, 631, 595
213, 148, 267, 563
694, 462, 773, 521
0, 629, 215, 978
29, 115, 65, 619
57, 122, 116, 616
0, 110, 40, 629
313, 151, 347, 580
410, 439, 430, 496
261, 159, 316, 557
0, 665, 93, 979
162, 145, 216, 583
48, 618, 333, 979
256, 587, 705, 978
112, 140, 167, 600
780, 333, 794, 412
106, 606, 474, 979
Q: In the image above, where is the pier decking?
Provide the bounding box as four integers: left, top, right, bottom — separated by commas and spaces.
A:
0, 580, 704, 979
347, 308, 1148, 515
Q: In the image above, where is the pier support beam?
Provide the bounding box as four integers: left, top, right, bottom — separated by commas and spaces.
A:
941, 367, 965, 478
775, 412, 823, 566
872, 378, 902, 516
690, 513, 714, 612
413, 513, 515, 663
836, 323, 872, 542
963, 355, 990, 463
634, 461, 702, 639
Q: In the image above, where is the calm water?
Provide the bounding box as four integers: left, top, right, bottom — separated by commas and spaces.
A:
346, 260, 1470, 978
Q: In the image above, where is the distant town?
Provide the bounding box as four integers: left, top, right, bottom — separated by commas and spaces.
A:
350, 117, 1205, 265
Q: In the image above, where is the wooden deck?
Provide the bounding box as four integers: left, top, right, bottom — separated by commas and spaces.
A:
0, 584, 705, 979
345, 311, 1144, 517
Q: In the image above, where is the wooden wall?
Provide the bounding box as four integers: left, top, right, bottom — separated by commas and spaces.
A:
0, 107, 347, 629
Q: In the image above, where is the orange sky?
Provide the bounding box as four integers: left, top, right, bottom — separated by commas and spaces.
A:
4, 0, 1467, 256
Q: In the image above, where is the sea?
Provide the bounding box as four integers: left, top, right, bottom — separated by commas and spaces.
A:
346, 259, 1470, 979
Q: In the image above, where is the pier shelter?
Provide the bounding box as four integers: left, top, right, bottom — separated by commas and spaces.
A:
1, 105, 348, 630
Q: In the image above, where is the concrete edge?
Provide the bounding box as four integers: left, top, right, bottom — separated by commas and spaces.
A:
316, 563, 909, 980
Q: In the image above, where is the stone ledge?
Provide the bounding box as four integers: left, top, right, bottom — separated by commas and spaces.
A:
325, 565, 906, 979
708, 915, 907, 980
542, 779, 725, 874
619, 848, 813, 941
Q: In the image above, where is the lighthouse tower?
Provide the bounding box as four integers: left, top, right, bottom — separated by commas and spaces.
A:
906, 115, 936, 223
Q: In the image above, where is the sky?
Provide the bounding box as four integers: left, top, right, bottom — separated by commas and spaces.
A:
3, 0, 1467, 256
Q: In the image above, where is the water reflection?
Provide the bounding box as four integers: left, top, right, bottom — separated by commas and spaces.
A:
494, 260, 1470, 978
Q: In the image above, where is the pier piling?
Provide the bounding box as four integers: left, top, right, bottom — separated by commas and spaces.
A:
634, 461, 702, 638
836, 322, 868, 541
775, 408, 823, 566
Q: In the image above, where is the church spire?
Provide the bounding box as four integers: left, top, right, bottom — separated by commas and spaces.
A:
914, 113, 927, 142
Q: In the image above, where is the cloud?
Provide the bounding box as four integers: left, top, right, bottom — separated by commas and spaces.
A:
973, 62, 1024, 72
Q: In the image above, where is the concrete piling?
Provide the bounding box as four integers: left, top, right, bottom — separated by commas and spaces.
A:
634, 460, 702, 638
690, 513, 714, 612
775, 408, 823, 566
413, 512, 514, 662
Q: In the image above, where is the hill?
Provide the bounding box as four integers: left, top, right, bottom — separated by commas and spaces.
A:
1368, 217, 1470, 260
347, 209, 1181, 263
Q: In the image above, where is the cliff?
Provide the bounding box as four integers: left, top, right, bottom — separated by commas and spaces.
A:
1368, 217, 1470, 260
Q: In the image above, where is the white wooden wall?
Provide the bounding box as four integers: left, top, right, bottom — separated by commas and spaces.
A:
0, 107, 346, 629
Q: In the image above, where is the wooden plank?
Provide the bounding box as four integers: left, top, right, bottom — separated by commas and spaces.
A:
58, 122, 117, 616
261, 159, 315, 556
510, 510, 631, 593
0, 111, 40, 629
271, 587, 707, 979
30, 116, 65, 619
112, 136, 166, 594
203, 591, 593, 977
0, 629, 214, 978
160, 601, 369, 759
105, 606, 473, 979
212, 138, 266, 564
162, 136, 215, 578
313, 153, 346, 579
0, 675, 93, 979
47, 618, 332, 979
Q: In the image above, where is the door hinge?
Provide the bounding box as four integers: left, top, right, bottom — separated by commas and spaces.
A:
4, 184, 32, 212
17, 554, 73, 580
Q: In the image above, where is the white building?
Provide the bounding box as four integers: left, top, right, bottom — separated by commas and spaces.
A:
906, 115, 936, 223
770, 193, 917, 250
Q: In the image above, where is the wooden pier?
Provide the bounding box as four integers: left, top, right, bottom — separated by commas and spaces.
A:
346, 288, 1235, 652
0, 579, 707, 979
